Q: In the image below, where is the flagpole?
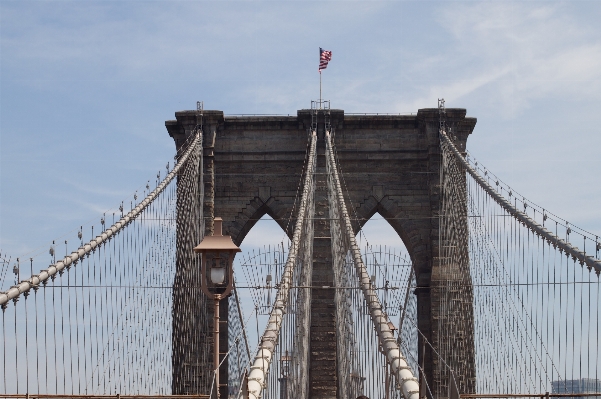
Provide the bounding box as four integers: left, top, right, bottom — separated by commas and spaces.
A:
319, 71, 322, 109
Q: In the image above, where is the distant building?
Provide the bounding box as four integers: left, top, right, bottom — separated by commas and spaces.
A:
552, 378, 601, 399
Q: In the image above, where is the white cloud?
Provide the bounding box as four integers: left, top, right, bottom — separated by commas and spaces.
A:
428, 2, 601, 116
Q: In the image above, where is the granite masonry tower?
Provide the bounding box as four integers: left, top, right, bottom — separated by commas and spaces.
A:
166, 106, 477, 398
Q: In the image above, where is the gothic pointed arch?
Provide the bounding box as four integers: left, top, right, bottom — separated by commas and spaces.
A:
227, 196, 295, 247
352, 193, 432, 271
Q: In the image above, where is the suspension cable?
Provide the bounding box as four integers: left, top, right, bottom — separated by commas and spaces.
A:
325, 130, 420, 399
439, 130, 601, 274
0, 132, 202, 306
246, 130, 317, 399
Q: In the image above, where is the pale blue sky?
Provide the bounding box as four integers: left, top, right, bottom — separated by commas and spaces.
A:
1, 0, 600, 268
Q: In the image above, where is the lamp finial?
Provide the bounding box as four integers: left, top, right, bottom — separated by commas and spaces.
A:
214, 217, 223, 236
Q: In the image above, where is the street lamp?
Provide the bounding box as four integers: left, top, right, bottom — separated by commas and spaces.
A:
193, 217, 241, 398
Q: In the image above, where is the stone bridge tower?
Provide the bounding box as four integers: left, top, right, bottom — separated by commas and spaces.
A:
166, 107, 477, 398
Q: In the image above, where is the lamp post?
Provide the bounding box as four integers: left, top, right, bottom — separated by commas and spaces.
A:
193, 217, 241, 399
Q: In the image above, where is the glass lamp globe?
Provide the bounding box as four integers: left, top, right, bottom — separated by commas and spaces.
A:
210, 265, 226, 285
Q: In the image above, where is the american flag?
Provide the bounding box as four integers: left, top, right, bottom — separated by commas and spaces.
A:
319, 48, 332, 73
